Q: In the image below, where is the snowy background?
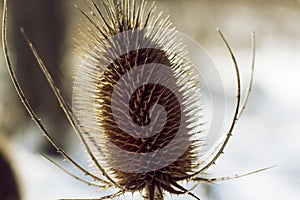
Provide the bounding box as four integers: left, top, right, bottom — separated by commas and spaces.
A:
1, 0, 300, 199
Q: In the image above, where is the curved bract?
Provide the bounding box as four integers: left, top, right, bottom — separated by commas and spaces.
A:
1, 0, 262, 199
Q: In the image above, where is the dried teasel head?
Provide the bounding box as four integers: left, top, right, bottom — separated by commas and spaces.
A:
73, 0, 203, 198
2, 0, 269, 199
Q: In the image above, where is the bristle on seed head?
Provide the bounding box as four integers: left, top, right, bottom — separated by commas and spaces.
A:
1, 0, 258, 198
72, 0, 204, 198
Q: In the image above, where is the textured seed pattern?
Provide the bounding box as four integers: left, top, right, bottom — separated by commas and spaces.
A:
1, 0, 259, 199
73, 0, 203, 198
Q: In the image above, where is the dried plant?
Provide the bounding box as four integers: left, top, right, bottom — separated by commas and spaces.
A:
1, 0, 270, 199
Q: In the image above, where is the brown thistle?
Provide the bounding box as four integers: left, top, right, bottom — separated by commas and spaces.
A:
1, 0, 270, 199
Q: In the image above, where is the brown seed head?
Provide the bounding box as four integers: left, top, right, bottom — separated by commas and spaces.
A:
73, 0, 203, 198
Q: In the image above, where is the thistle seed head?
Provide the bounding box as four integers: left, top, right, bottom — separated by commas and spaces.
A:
73, 0, 203, 196
2, 0, 257, 199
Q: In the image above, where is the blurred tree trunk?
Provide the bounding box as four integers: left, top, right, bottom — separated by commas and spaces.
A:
8, 0, 69, 153
0, 135, 21, 200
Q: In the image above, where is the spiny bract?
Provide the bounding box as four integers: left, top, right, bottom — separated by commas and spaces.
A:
1, 0, 259, 199
73, 0, 203, 199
